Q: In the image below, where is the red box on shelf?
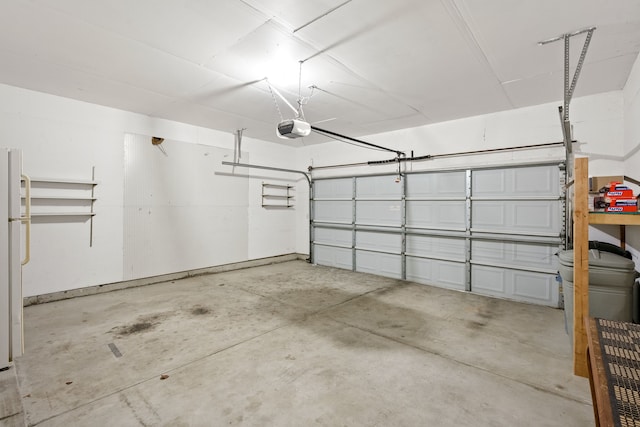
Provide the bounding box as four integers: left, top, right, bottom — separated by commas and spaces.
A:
610, 198, 639, 207
594, 197, 638, 209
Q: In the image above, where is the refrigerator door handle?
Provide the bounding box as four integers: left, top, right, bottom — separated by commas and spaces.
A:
20, 174, 30, 266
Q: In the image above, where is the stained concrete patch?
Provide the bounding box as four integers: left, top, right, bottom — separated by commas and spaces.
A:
467, 320, 488, 329
110, 312, 175, 336
190, 306, 211, 316
117, 322, 154, 335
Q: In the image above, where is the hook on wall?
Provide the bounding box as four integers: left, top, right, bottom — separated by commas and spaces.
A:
151, 136, 167, 156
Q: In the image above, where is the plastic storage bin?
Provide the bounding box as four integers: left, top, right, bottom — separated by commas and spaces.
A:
558, 248, 637, 341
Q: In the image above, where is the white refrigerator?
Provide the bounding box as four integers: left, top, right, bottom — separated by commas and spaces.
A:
1, 148, 29, 370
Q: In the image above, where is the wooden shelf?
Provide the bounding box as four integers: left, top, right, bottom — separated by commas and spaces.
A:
589, 212, 640, 225
572, 159, 640, 378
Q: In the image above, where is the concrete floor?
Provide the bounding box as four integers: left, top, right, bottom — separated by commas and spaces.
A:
3, 260, 592, 426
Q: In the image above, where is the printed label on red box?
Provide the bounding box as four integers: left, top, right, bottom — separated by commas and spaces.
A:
610, 198, 638, 207
606, 190, 634, 197
605, 206, 638, 212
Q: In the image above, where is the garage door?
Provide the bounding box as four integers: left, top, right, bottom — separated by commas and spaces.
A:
311, 163, 565, 307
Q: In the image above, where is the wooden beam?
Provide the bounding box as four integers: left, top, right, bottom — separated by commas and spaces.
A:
573, 157, 589, 377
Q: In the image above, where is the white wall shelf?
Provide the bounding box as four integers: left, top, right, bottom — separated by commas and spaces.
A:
30, 177, 98, 185
22, 169, 98, 245
23, 179, 97, 215
30, 196, 97, 201
262, 182, 295, 208
31, 212, 96, 217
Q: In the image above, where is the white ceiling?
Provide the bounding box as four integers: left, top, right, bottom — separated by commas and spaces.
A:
1, 0, 639, 146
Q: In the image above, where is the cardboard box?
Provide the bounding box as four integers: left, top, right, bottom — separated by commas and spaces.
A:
589, 175, 624, 192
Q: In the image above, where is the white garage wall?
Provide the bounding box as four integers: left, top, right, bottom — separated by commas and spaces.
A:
0, 83, 298, 297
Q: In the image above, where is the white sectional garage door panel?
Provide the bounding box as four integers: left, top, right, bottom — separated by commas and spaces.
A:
356, 175, 401, 198
355, 231, 402, 279
472, 200, 561, 235
471, 265, 559, 306
356, 251, 402, 279
406, 201, 466, 230
470, 166, 561, 306
314, 178, 353, 199
405, 171, 467, 198
356, 201, 401, 226
313, 178, 354, 270
314, 201, 352, 224
311, 163, 563, 307
314, 227, 352, 248
406, 257, 466, 290
356, 231, 401, 253
471, 240, 559, 271
353, 176, 402, 278
472, 166, 559, 197
314, 245, 353, 270
405, 235, 466, 262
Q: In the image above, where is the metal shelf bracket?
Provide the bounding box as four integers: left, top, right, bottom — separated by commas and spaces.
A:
539, 26, 596, 154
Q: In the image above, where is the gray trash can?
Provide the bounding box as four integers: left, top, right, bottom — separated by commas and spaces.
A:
558, 249, 637, 341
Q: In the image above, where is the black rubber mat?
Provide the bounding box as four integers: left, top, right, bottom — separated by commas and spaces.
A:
596, 318, 640, 426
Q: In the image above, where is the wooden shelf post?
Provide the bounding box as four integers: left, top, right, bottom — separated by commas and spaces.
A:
573, 157, 589, 377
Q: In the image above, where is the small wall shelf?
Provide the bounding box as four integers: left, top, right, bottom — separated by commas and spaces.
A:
30, 212, 97, 217
25, 177, 98, 217
262, 183, 294, 208
29, 196, 97, 201
22, 169, 98, 246
29, 177, 98, 185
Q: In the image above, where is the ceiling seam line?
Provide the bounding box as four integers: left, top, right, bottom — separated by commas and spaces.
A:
315, 52, 431, 119
36, 0, 275, 70
500, 52, 639, 87
1, 49, 274, 123
443, 0, 516, 108
294, 0, 353, 33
